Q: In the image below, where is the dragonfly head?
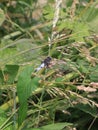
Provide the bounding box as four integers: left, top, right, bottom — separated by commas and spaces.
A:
43, 56, 52, 66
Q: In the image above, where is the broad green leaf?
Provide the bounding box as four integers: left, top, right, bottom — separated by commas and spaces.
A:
0, 40, 17, 65
17, 66, 33, 103
0, 65, 19, 85
17, 66, 41, 126
16, 39, 40, 62
17, 66, 40, 103
4, 65, 19, 84
0, 8, 5, 26
31, 123, 73, 130
17, 66, 33, 126
18, 102, 28, 127
0, 38, 41, 65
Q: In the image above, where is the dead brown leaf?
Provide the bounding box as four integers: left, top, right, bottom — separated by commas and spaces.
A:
77, 85, 97, 92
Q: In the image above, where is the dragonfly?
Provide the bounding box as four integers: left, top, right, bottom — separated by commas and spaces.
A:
32, 56, 71, 78
34, 57, 52, 72
34, 56, 70, 74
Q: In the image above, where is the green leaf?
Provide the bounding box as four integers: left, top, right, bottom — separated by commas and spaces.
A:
0, 38, 40, 65
55, 77, 64, 82
0, 65, 19, 85
26, 129, 40, 130
17, 66, 33, 126
4, 65, 19, 84
0, 70, 3, 85
82, 2, 98, 33
31, 123, 73, 130
58, 20, 73, 31
18, 102, 28, 127
16, 38, 40, 62
0, 109, 12, 130
17, 66, 33, 103
0, 109, 6, 126
77, 59, 89, 74
75, 103, 98, 117
17, 66, 41, 126
89, 65, 98, 82
72, 22, 90, 42
0, 8, 5, 26
43, 5, 54, 20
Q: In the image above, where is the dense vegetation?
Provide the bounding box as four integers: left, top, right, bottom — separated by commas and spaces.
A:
0, 0, 98, 130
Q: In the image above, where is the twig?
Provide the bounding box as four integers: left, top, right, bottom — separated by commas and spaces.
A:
88, 115, 98, 130
48, 0, 62, 56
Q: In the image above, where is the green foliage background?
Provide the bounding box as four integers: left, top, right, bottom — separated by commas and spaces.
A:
0, 0, 98, 130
